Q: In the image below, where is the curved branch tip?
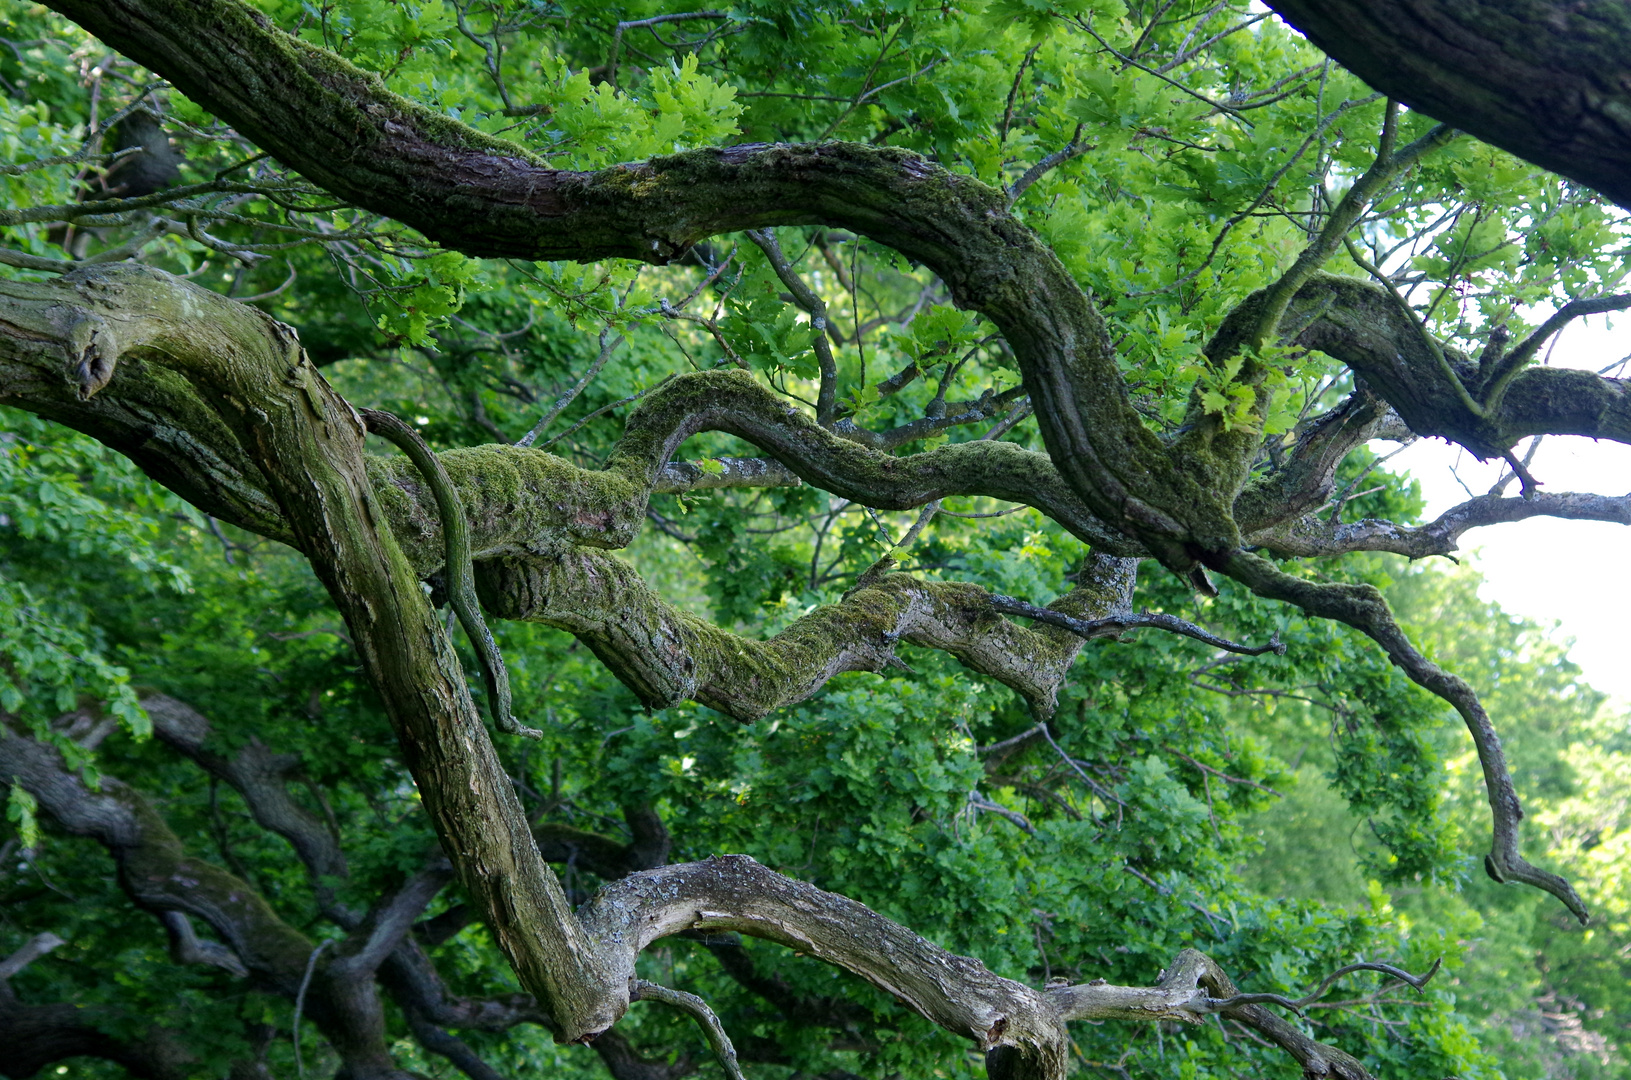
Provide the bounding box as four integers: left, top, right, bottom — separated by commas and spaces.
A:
631, 979, 746, 1080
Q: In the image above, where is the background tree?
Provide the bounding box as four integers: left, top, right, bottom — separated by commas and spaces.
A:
1, 2, 1629, 1079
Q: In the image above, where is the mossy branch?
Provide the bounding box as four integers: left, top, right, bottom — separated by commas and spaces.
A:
479, 552, 1142, 720
363, 409, 540, 740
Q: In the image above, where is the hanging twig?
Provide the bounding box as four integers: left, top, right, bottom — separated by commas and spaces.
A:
632, 979, 746, 1080
293, 938, 334, 1080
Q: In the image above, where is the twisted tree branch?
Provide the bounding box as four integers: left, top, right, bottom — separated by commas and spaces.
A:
1214, 550, 1588, 922
1249, 489, 1631, 558
479, 551, 1141, 720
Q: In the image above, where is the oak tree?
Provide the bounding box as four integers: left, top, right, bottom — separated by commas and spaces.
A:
1, 2, 1627, 1079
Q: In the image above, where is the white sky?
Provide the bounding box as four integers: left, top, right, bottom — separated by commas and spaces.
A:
1377, 315, 1631, 699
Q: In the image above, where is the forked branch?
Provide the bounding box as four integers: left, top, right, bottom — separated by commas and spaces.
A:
1249, 489, 1631, 559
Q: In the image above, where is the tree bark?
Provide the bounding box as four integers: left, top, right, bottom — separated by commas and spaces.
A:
1267, 1, 1631, 209
4, 0, 1603, 1069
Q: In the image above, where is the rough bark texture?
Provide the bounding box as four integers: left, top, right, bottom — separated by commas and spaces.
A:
479, 551, 1137, 719
43, 0, 1245, 576
4, 0, 1621, 1074
1267, 1, 1631, 209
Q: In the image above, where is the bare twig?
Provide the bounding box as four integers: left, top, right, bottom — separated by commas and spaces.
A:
632, 979, 746, 1080
1008, 124, 1092, 204
989, 595, 1287, 657
517, 327, 625, 447
608, 11, 729, 88
293, 938, 334, 1080
747, 228, 839, 425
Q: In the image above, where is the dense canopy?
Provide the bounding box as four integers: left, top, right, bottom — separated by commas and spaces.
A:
2, 2, 1630, 1079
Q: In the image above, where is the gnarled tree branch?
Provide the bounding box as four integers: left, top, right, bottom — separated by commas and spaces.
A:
1249, 489, 1631, 558
479, 551, 1140, 720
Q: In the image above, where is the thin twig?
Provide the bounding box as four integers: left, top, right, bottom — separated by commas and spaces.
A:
608, 11, 729, 87
517, 327, 624, 447
538, 375, 676, 451
293, 939, 334, 1080
989, 595, 1287, 656
1009, 125, 1091, 204
632, 979, 746, 1080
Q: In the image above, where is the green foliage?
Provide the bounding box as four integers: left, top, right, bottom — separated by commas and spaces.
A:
374, 249, 485, 345
3, 1, 1629, 1077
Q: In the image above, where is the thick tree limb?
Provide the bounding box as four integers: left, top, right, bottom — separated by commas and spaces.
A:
1286, 273, 1631, 458
160, 911, 249, 978
478, 551, 1139, 720
42, 0, 1234, 575
1265, 1, 1631, 209
580, 856, 1379, 1079
0, 3, 1599, 1069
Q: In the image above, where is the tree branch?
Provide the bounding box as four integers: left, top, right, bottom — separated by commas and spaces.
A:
746, 228, 839, 426
0, 996, 194, 1080
581, 858, 1381, 1079
41, 0, 1222, 575
1248, 489, 1631, 558
336, 863, 457, 978
987, 595, 1286, 656
0, 725, 418, 1077
1265, 1, 1631, 209
159, 911, 249, 978
631, 980, 745, 1080
1212, 550, 1588, 923
479, 552, 1140, 720
1285, 273, 1631, 458
145, 694, 355, 923
0, 933, 65, 982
